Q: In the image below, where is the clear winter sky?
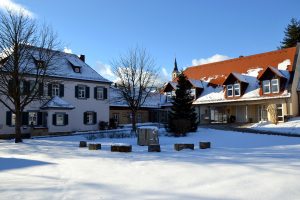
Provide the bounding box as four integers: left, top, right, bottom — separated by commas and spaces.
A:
1, 0, 300, 83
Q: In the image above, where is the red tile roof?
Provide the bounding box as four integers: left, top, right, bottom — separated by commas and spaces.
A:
184, 47, 297, 85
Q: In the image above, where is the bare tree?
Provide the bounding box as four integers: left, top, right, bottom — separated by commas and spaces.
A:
111, 47, 158, 132
0, 10, 59, 143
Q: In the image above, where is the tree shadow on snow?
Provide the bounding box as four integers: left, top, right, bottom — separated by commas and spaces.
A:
0, 157, 54, 171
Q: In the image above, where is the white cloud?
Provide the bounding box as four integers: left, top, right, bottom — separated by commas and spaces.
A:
94, 61, 117, 82
192, 54, 231, 66
0, 0, 34, 18
63, 47, 72, 54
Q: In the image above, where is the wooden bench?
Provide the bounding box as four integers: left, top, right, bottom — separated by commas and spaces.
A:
174, 143, 194, 151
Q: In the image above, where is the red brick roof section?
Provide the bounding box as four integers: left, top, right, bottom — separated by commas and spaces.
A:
183, 47, 297, 85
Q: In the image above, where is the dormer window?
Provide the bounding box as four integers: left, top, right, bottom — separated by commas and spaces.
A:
226, 83, 240, 97
73, 67, 81, 73
262, 79, 279, 94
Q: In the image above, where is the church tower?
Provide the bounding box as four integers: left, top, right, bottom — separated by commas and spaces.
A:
172, 58, 180, 80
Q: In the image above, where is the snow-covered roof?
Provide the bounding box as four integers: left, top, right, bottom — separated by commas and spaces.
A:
41, 96, 75, 110
231, 72, 248, 83
5, 46, 111, 83
268, 66, 287, 79
110, 87, 166, 108
188, 79, 204, 88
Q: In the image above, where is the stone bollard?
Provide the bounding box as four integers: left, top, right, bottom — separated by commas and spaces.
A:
148, 144, 161, 152
199, 142, 211, 149
88, 143, 101, 150
174, 144, 194, 151
111, 145, 132, 152
79, 141, 87, 148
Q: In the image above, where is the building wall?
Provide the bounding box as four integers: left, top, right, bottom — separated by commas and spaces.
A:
0, 78, 110, 136
110, 108, 149, 125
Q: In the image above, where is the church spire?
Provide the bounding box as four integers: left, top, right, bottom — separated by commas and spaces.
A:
172, 57, 179, 80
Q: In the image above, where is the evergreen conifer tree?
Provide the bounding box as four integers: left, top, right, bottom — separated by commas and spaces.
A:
280, 18, 300, 49
168, 72, 198, 136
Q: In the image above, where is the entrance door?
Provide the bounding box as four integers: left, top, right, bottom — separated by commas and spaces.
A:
236, 106, 246, 122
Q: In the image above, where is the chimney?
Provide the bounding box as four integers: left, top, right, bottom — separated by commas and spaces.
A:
79, 54, 85, 62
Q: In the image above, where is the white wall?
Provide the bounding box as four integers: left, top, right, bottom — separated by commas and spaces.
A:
0, 78, 110, 135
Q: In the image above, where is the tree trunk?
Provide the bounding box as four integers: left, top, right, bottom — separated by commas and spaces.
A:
131, 110, 137, 133
15, 109, 22, 143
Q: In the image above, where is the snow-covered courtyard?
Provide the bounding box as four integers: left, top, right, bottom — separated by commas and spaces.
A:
1, 128, 300, 200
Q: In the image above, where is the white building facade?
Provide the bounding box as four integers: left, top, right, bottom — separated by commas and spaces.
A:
0, 49, 111, 138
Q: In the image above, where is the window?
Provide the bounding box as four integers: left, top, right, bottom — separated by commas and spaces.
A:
28, 112, 37, 126
84, 112, 96, 125
234, 83, 240, 96
271, 79, 279, 93
113, 113, 119, 123
137, 113, 142, 123
78, 86, 86, 98
74, 67, 81, 73
52, 84, 60, 96
227, 85, 233, 97
276, 104, 283, 122
56, 113, 64, 125
96, 87, 104, 99
263, 80, 270, 94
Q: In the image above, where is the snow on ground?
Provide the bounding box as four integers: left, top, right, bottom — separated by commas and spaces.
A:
1, 128, 300, 200
251, 117, 300, 135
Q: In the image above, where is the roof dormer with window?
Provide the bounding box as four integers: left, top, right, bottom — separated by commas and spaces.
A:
223, 72, 248, 99
258, 67, 287, 96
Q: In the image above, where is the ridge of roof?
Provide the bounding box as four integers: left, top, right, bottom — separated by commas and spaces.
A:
188, 47, 296, 69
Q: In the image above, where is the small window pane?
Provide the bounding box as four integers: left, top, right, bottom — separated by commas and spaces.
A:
11, 113, 16, 126
234, 83, 240, 96
29, 112, 37, 126
227, 85, 233, 97
271, 79, 279, 93
97, 87, 104, 99
263, 80, 270, 94
78, 86, 86, 98
56, 113, 64, 125
52, 84, 60, 96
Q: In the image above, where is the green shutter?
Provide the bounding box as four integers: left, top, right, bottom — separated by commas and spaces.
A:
21, 112, 29, 126
64, 114, 68, 125
38, 83, 44, 96
52, 114, 57, 125
93, 112, 97, 124
83, 112, 87, 124
86, 86, 90, 98
48, 84, 52, 96
59, 84, 64, 97
94, 87, 97, 99
6, 111, 12, 126
75, 86, 78, 98
103, 88, 107, 99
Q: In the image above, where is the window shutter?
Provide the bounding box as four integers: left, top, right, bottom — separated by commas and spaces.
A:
104, 88, 107, 99
38, 83, 44, 96
75, 86, 78, 98
83, 112, 87, 124
86, 86, 90, 98
8, 80, 13, 95
94, 87, 97, 99
59, 84, 64, 97
6, 111, 12, 126
52, 114, 57, 125
21, 112, 29, 126
48, 83, 52, 97
42, 112, 47, 127
37, 112, 43, 126
23, 81, 30, 95
64, 114, 68, 125
93, 112, 97, 124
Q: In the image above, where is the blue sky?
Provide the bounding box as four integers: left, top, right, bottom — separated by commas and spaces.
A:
1, 0, 300, 82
